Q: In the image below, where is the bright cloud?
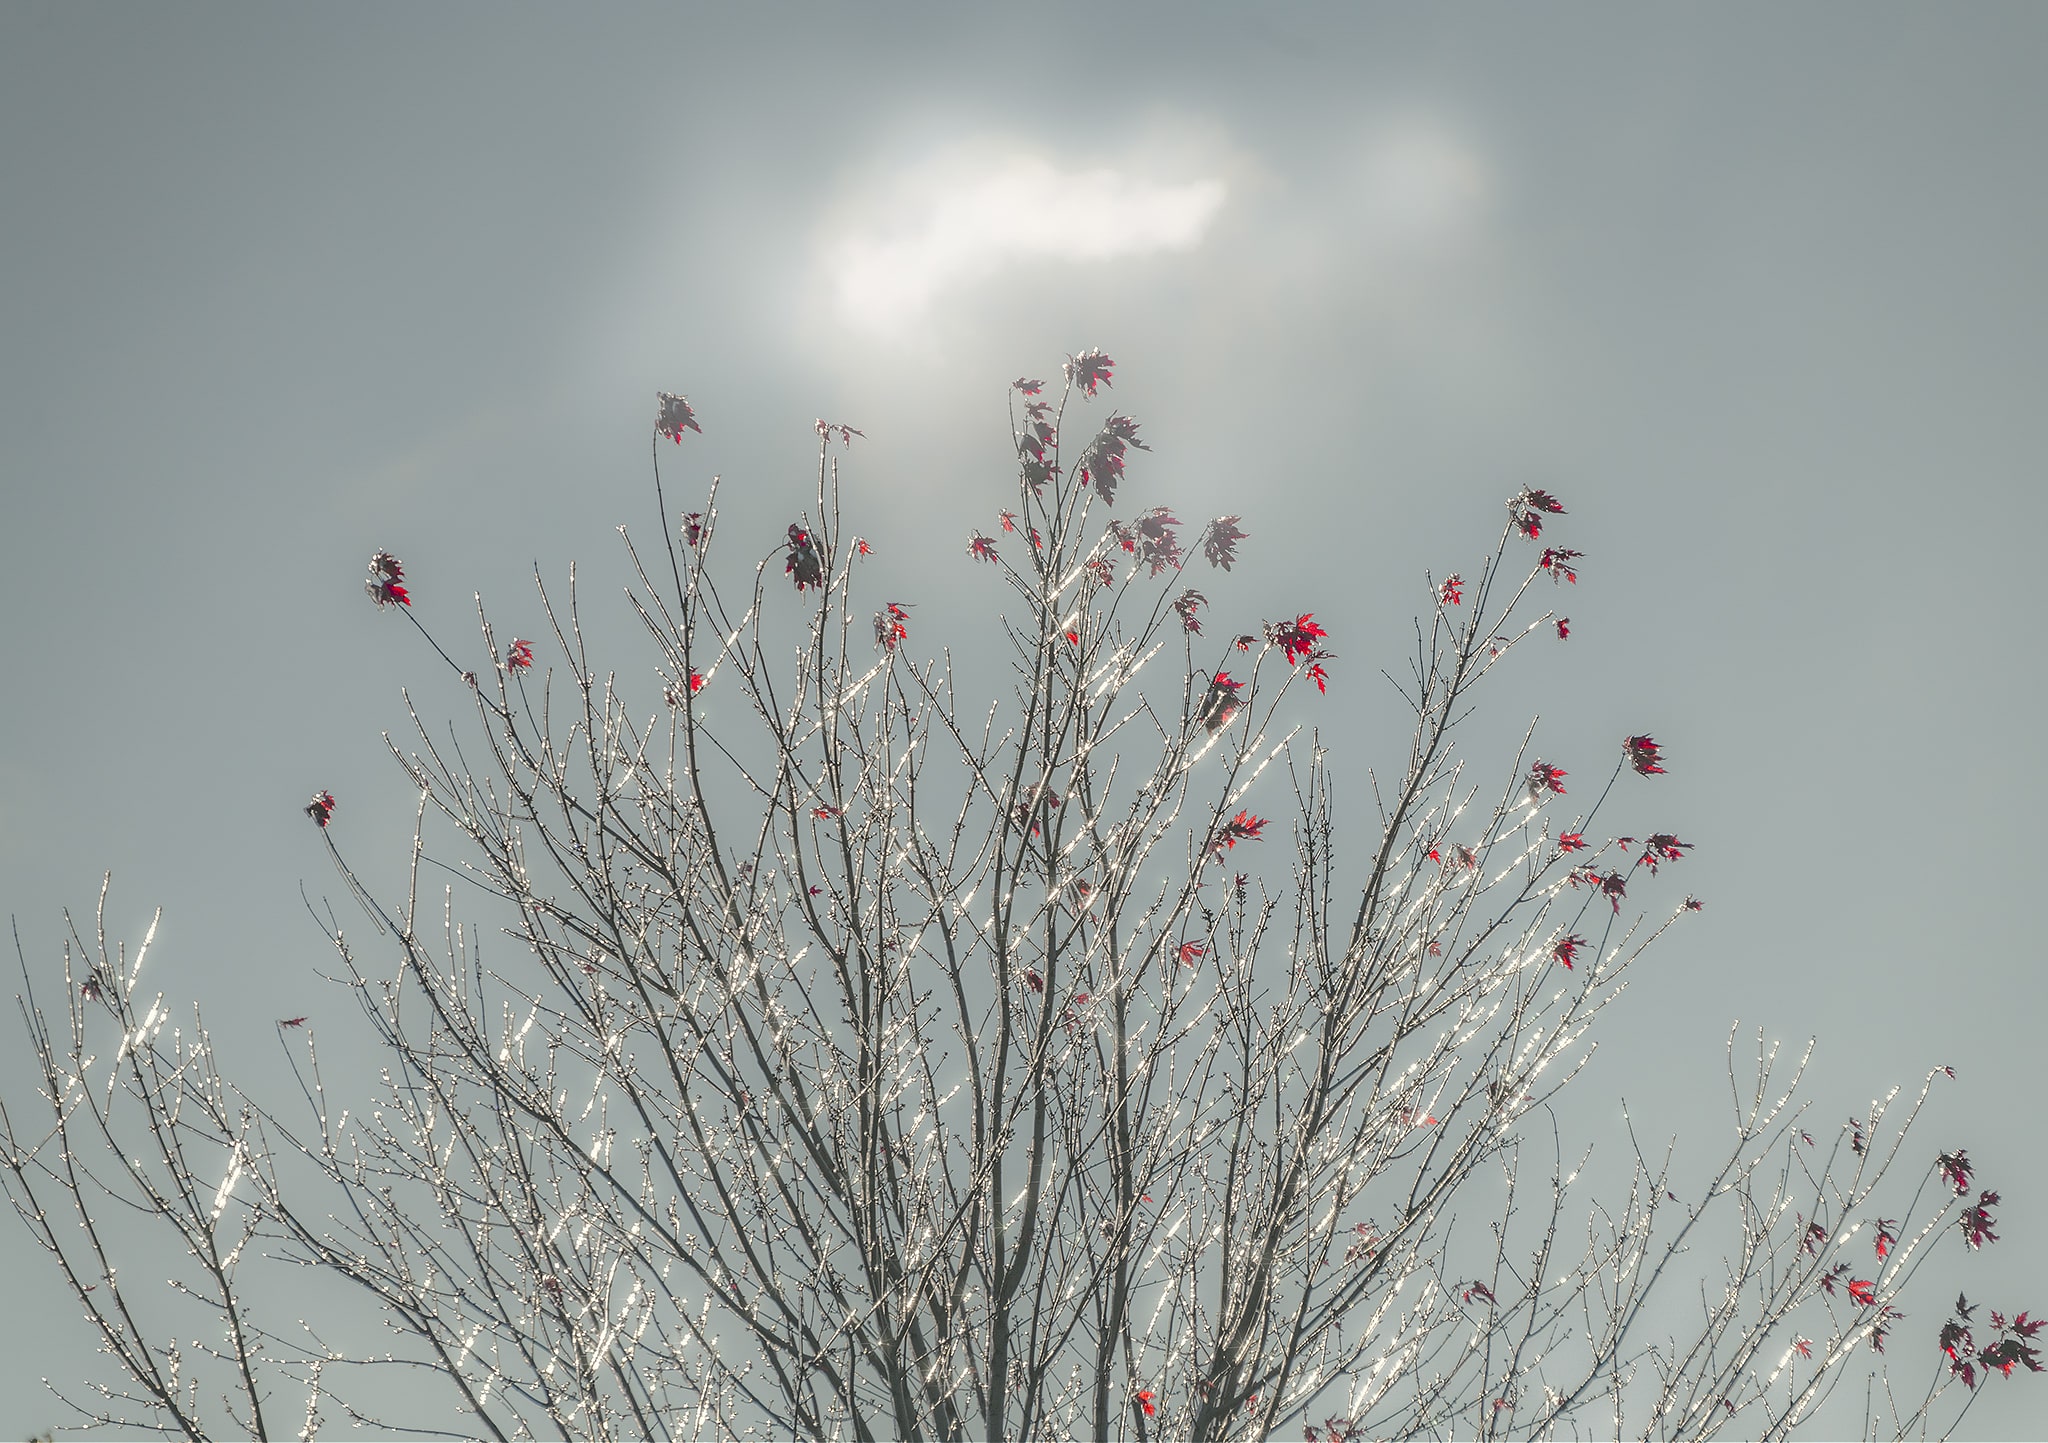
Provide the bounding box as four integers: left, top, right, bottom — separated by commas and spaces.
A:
822, 151, 1227, 333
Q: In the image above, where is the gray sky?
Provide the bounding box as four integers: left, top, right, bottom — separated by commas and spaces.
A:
4, 4, 2045, 1433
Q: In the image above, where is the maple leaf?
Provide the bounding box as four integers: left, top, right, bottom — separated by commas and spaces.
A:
1848, 1278, 1878, 1307
1527, 762, 1567, 801
1623, 734, 1666, 776
1013, 377, 1044, 395
1961, 1190, 2002, 1250
305, 791, 336, 827
1794, 1337, 1812, 1360
1558, 832, 1588, 852
506, 639, 534, 672
1177, 941, 1206, 967
784, 523, 824, 591
1939, 1149, 1974, 1195
655, 392, 701, 442
968, 532, 999, 564
1173, 589, 1206, 634
874, 602, 911, 651
364, 549, 410, 608
1552, 935, 1586, 970
1127, 507, 1182, 574
1268, 614, 1329, 666
1202, 515, 1250, 570
278, 1016, 309, 1029
1198, 672, 1244, 732
1555, 617, 1571, 640
1064, 347, 1115, 397
999, 510, 1020, 532
1209, 810, 1268, 857
1077, 414, 1149, 505
1440, 574, 1463, 605
683, 513, 706, 546
1873, 1218, 1898, 1260
1639, 833, 1691, 873
1539, 546, 1583, 583
813, 419, 864, 445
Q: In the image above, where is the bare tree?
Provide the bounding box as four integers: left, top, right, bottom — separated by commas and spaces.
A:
4, 355, 2038, 1440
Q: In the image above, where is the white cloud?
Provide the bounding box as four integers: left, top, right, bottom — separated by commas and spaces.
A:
821, 150, 1227, 334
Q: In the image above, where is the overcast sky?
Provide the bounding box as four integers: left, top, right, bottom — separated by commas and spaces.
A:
3, 4, 2045, 1434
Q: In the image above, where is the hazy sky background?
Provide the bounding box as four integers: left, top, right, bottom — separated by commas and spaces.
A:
3, 4, 2045, 1433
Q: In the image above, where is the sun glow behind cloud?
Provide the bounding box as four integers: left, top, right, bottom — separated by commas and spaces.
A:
820, 149, 1227, 335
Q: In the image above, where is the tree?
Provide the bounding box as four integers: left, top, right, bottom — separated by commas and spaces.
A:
3, 354, 2037, 1440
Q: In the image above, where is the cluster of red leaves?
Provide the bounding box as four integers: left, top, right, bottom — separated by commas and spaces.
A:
655, 392, 701, 443
1428, 843, 1478, 870
1440, 574, 1463, 606
1638, 833, 1691, 872
1510, 487, 1565, 540
1552, 934, 1586, 970
1084, 556, 1115, 589
1014, 390, 1059, 494
1209, 810, 1268, 858
1942, 1296, 2045, 1388
1202, 516, 1250, 571
968, 532, 999, 564
813, 419, 864, 446
784, 523, 824, 591
506, 639, 534, 672
1064, 347, 1115, 397
1873, 1217, 1899, 1261
1462, 1280, 1497, 1307
1558, 832, 1588, 852
1939, 1149, 1974, 1195
1173, 589, 1206, 634
1555, 617, 1571, 640
1527, 761, 1567, 800
1801, 1218, 1829, 1257
1133, 1387, 1157, 1418
1268, 613, 1328, 665
1198, 672, 1244, 733
874, 602, 910, 651
683, 512, 705, 547
1177, 940, 1206, 967
304, 790, 336, 827
1077, 414, 1149, 505
365, 550, 410, 609
1568, 867, 1630, 913
1961, 1190, 2002, 1250
1624, 734, 1666, 776
1304, 1415, 1365, 1442
1108, 507, 1183, 575
1539, 546, 1583, 584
